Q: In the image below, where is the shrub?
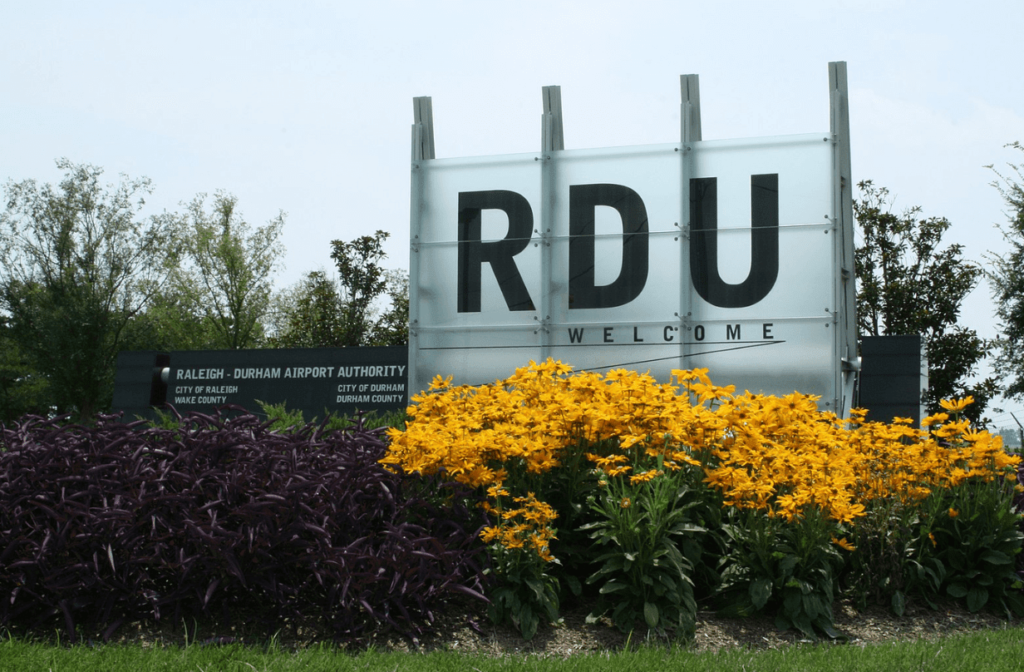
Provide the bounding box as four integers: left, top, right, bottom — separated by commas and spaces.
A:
383, 360, 1022, 640
581, 455, 702, 639
0, 408, 485, 643
480, 491, 560, 640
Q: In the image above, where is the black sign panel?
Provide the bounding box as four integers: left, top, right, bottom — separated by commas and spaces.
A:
113, 347, 408, 420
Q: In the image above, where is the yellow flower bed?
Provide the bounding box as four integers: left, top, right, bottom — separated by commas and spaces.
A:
382, 360, 1019, 559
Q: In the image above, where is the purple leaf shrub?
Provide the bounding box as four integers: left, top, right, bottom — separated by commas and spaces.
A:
0, 407, 486, 643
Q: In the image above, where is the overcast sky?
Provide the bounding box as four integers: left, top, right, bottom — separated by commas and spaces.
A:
3, 1, 1024, 426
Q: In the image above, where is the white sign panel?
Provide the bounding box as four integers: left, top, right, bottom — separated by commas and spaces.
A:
409, 69, 857, 414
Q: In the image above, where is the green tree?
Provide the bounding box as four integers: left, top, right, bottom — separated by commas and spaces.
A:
266, 270, 348, 348
0, 315, 50, 424
855, 181, 997, 424
0, 159, 173, 419
268, 267, 409, 348
989, 142, 1024, 399
268, 231, 408, 348
120, 287, 222, 352
367, 268, 409, 347
171, 192, 285, 349
329, 230, 390, 347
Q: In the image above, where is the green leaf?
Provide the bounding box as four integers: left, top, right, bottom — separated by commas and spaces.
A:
543, 593, 560, 621
593, 552, 625, 570
782, 587, 802, 615
774, 612, 793, 632
966, 587, 989, 613
946, 582, 969, 599
644, 602, 660, 628
778, 555, 798, 576
792, 612, 817, 640
981, 550, 1013, 565
657, 572, 678, 590
1005, 591, 1024, 617
521, 609, 538, 641
599, 581, 629, 595
749, 578, 772, 610
802, 593, 824, 620
563, 574, 582, 597
891, 590, 906, 617
524, 578, 545, 602
680, 538, 703, 563
814, 617, 847, 642
923, 561, 945, 590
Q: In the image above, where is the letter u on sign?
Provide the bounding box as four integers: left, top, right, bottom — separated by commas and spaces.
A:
689, 174, 779, 308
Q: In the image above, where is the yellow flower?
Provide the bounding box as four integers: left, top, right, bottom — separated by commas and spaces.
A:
628, 469, 663, 485
921, 413, 949, 427
486, 484, 509, 499
620, 497, 631, 509
939, 396, 974, 413
929, 532, 937, 547
385, 358, 1016, 555
429, 374, 453, 391
948, 508, 959, 518
831, 536, 856, 552
503, 535, 526, 550
586, 453, 629, 469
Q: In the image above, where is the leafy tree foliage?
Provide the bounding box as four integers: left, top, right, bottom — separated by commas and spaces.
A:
330, 230, 389, 346
989, 142, 1024, 399
0, 316, 49, 424
169, 192, 285, 349
370, 268, 410, 347
0, 159, 408, 421
120, 288, 223, 352
854, 180, 997, 423
270, 230, 408, 348
0, 160, 173, 419
267, 270, 348, 348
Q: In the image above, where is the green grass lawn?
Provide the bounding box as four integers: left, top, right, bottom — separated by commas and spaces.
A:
4, 628, 1024, 672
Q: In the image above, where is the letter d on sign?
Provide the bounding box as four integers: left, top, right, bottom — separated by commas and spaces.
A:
569, 184, 650, 309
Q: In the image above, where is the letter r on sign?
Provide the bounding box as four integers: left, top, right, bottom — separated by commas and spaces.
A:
457, 191, 536, 312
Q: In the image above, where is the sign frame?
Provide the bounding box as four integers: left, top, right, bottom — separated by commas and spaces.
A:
408, 63, 857, 415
